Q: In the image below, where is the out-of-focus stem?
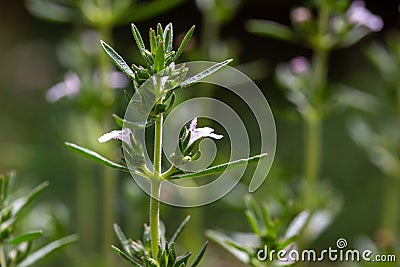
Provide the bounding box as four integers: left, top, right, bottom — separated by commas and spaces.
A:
381, 84, 400, 240
0, 244, 6, 267
302, 5, 330, 211
381, 174, 399, 238
303, 114, 322, 210
97, 8, 116, 265
150, 113, 163, 259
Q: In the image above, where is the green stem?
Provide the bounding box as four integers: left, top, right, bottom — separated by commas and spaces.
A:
150, 113, 163, 259
381, 84, 400, 239
381, 175, 399, 239
97, 13, 116, 266
302, 6, 330, 210
0, 244, 6, 267
303, 115, 322, 210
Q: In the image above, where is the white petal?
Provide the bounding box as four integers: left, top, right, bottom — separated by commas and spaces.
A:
189, 118, 197, 131
194, 127, 214, 136
189, 127, 223, 145
98, 130, 123, 143
208, 133, 223, 139
98, 128, 132, 145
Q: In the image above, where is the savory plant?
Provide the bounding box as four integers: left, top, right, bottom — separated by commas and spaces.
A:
65, 22, 267, 266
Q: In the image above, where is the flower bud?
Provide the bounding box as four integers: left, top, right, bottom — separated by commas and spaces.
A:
291, 7, 312, 25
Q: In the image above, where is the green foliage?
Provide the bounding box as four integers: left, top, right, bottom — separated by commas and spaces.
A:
168, 153, 268, 180
246, 0, 381, 50
26, 0, 186, 26
0, 171, 77, 266
64, 142, 130, 172
207, 195, 309, 266
112, 217, 208, 267
68, 23, 236, 176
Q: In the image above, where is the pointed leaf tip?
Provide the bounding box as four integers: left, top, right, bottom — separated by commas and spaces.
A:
100, 41, 135, 80
179, 59, 232, 88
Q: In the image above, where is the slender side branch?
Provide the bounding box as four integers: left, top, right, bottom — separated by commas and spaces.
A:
150, 113, 163, 259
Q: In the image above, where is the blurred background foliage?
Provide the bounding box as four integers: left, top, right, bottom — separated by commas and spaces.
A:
0, 0, 399, 266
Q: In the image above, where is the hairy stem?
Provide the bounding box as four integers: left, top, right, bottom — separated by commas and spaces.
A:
150, 113, 163, 259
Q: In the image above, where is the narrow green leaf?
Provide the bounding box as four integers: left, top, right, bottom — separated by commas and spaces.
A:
157, 23, 163, 38
131, 24, 147, 56
1, 170, 15, 203
170, 216, 190, 243
11, 181, 49, 217
169, 153, 267, 180
245, 195, 264, 233
179, 59, 233, 88
17, 235, 78, 267
173, 252, 192, 267
246, 19, 297, 43
100, 41, 135, 80
113, 114, 124, 127
149, 28, 157, 55
173, 26, 195, 61
65, 142, 129, 172
206, 230, 250, 264
113, 224, 128, 248
245, 211, 261, 236
154, 41, 166, 72
9, 230, 43, 246
111, 245, 141, 266
164, 23, 173, 52
190, 241, 208, 267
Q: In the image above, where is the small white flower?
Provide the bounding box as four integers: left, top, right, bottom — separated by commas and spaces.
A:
347, 0, 383, 32
46, 72, 80, 103
98, 128, 132, 145
188, 118, 223, 145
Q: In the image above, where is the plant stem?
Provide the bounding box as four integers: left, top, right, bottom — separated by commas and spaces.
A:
381, 84, 400, 240
0, 244, 6, 267
97, 13, 116, 265
303, 114, 322, 210
303, 48, 328, 210
302, 6, 330, 211
381, 174, 399, 238
150, 113, 163, 259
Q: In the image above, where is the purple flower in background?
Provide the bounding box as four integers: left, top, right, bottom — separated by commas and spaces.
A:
93, 70, 129, 89
188, 118, 223, 145
290, 56, 310, 74
291, 7, 312, 24
347, 0, 383, 32
46, 72, 80, 103
98, 128, 133, 145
